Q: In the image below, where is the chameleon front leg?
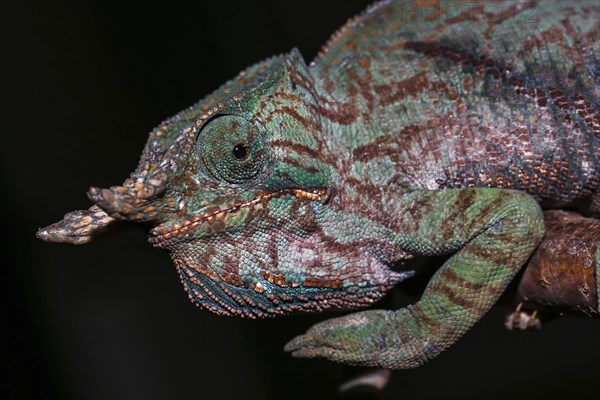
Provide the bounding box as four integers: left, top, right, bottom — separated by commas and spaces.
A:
285, 188, 545, 368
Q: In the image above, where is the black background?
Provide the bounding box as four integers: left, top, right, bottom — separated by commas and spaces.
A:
2, 1, 599, 399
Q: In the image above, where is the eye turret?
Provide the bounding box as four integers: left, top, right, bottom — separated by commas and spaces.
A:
196, 115, 271, 184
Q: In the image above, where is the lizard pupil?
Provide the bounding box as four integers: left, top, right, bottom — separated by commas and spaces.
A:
232, 143, 249, 160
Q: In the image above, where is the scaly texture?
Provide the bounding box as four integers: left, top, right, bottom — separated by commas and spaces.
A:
38, 0, 599, 369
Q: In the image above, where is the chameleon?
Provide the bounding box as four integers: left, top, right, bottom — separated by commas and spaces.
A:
37, 0, 599, 370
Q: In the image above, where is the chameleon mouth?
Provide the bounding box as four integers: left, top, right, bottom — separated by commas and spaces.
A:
148, 188, 329, 242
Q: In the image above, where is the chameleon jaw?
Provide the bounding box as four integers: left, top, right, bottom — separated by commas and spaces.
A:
148, 188, 329, 242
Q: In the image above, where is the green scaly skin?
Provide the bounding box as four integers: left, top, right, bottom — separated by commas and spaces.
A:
38, 0, 598, 369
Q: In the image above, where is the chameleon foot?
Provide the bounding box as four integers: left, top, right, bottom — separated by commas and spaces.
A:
504, 303, 542, 331
284, 310, 396, 366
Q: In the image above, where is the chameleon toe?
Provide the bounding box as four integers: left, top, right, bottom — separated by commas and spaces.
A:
284, 335, 337, 359
284, 335, 314, 355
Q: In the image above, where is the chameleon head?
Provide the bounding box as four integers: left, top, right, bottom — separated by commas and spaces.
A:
39, 50, 404, 318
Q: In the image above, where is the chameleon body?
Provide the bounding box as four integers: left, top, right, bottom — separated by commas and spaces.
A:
38, 0, 599, 369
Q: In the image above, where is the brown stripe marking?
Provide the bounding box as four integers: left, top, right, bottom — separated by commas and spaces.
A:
269, 139, 335, 165
404, 40, 600, 138
373, 71, 430, 107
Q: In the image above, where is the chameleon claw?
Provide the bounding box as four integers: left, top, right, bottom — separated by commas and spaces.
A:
284, 334, 317, 356
504, 303, 542, 330
284, 334, 337, 359
284, 320, 345, 359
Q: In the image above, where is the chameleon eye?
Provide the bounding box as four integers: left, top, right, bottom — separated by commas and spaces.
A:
232, 142, 249, 160
196, 115, 270, 184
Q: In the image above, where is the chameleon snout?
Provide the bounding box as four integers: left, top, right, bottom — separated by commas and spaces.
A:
87, 178, 178, 223
36, 177, 175, 245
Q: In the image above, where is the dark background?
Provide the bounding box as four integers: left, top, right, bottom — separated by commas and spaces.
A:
2, 1, 599, 399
